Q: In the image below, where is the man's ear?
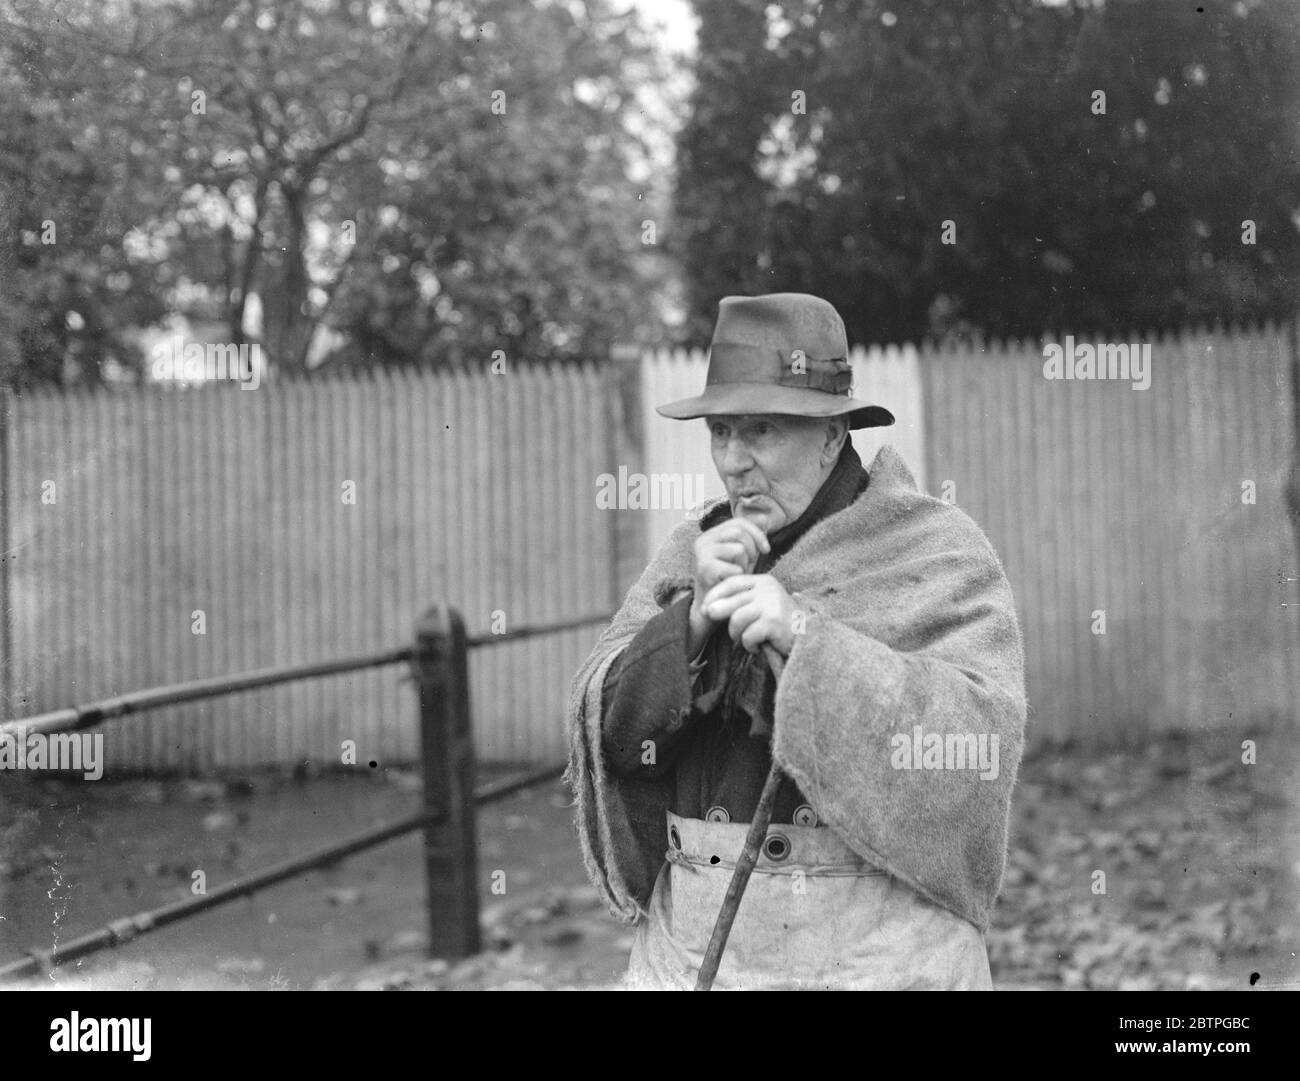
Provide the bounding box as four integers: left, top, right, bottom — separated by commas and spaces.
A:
822, 417, 848, 463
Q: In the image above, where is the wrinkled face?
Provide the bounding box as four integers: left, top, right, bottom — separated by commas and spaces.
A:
706, 413, 845, 534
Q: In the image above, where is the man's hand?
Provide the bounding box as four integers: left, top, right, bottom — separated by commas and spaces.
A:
688, 518, 770, 654
701, 574, 798, 656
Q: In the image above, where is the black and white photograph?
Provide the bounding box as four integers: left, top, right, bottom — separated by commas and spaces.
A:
0, 0, 1297, 1025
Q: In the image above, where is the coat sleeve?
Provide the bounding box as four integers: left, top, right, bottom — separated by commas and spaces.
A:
564, 512, 717, 922
599, 595, 705, 776
769, 522, 1028, 933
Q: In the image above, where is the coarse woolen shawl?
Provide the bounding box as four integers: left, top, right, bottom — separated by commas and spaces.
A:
564, 445, 1028, 933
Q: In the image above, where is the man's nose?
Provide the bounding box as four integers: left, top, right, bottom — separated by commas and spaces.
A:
718, 437, 754, 478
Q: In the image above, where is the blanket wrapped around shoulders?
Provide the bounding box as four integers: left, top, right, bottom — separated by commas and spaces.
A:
564, 445, 1028, 933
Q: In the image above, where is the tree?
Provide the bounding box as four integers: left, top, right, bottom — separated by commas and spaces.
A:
0, 0, 671, 386
674, 0, 1300, 346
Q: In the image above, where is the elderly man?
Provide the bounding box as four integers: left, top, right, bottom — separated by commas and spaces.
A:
566, 293, 1027, 990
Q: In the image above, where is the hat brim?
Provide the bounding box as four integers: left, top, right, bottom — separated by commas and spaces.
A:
656, 384, 894, 429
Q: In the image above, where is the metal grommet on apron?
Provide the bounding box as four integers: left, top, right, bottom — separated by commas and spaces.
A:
704, 805, 731, 824
630, 810, 994, 990
762, 833, 791, 861
669, 825, 682, 850
792, 804, 819, 828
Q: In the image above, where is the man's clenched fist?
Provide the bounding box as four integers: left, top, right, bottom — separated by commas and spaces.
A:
702, 574, 798, 657
687, 517, 769, 653
686, 517, 797, 657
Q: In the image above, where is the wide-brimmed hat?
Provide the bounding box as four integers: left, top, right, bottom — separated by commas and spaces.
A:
656, 293, 894, 429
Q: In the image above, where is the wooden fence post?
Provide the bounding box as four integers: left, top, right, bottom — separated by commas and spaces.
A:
411, 603, 481, 959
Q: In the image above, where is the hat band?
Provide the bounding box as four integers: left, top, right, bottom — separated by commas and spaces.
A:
706, 344, 853, 395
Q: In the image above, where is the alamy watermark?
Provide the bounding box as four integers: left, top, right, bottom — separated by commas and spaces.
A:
151, 336, 263, 389
889, 725, 999, 780
595, 468, 709, 513
1042, 336, 1150, 390
50, 1012, 151, 1061
0, 728, 104, 780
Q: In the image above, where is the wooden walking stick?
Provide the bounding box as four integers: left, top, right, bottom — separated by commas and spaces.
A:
694, 642, 787, 991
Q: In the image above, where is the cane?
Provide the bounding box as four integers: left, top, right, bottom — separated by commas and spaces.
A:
694, 642, 787, 991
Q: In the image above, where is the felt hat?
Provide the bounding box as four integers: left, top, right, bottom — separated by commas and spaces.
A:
656, 293, 894, 429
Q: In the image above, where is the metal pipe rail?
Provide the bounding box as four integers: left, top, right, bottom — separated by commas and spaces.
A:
0, 809, 442, 980
0, 761, 568, 981
0, 647, 415, 738
0, 606, 607, 982
1, 611, 612, 739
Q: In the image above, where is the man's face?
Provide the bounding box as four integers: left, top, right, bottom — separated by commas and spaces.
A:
706, 413, 842, 535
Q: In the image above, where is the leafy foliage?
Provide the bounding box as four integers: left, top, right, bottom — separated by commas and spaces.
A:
675, 0, 1300, 346
0, 0, 670, 386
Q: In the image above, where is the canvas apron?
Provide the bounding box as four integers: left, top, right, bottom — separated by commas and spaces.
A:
626, 811, 992, 990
